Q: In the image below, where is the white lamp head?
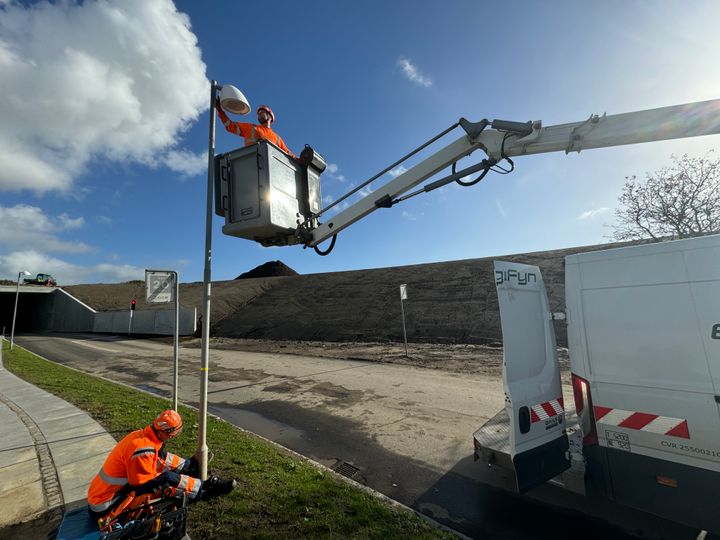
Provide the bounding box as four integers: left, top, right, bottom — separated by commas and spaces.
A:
22, 271, 31, 276
219, 84, 251, 116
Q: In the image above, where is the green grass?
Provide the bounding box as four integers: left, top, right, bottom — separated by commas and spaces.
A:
2, 342, 453, 539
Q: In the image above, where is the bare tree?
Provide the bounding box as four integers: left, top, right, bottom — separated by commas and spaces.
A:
612, 152, 720, 241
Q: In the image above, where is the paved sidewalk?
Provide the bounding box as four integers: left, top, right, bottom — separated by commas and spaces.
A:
0, 354, 116, 531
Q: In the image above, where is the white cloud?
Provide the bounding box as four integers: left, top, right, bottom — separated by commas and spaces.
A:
0, 204, 91, 253
577, 207, 610, 220
170, 258, 191, 268
0, 0, 208, 194
91, 262, 144, 283
401, 210, 423, 221
325, 162, 346, 182
58, 213, 85, 230
495, 199, 506, 217
0, 250, 143, 285
321, 193, 350, 215
323, 197, 350, 215
323, 182, 374, 213
397, 57, 432, 87
162, 149, 207, 178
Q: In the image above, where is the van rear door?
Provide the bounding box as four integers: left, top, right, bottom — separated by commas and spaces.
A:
495, 261, 570, 492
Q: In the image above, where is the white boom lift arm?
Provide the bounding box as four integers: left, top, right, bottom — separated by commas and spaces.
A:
303, 99, 720, 250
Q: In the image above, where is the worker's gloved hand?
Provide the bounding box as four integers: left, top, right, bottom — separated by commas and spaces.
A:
182, 456, 200, 477
199, 476, 237, 500
134, 473, 172, 496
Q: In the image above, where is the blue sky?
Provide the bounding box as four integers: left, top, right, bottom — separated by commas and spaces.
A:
1, 0, 719, 284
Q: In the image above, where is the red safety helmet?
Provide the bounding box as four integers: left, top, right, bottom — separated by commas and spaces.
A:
152, 410, 183, 439
257, 105, 275, 124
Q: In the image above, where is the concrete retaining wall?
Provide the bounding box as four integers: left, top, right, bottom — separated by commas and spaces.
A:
93, 308, 196, 335
51, 289, 96, 332
0, 287, 196, 336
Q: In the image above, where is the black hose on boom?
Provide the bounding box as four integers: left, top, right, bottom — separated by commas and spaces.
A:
313, 234, 337, 256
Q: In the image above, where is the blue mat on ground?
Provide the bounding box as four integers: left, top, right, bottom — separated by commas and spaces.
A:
56, 507, 100, 540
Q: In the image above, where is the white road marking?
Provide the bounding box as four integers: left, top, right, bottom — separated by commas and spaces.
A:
70, 340, 118, 353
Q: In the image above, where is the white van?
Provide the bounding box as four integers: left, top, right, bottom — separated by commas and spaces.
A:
474, 233, 720, 533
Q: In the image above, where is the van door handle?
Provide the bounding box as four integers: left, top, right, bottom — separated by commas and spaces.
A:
518, 406, 530, 434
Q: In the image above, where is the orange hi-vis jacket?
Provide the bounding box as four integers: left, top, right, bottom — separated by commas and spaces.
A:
87, 426, 200, 513
216, 105, 296, 158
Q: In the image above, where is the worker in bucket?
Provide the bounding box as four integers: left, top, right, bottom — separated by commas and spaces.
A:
87, 410, 236, 523
215, 99, 296, 158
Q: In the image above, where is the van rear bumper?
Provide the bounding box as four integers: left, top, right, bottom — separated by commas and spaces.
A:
473, 407, 585, 495
603, 445, 720, 534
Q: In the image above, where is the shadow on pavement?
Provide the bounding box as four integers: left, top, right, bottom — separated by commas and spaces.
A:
414, 455, 702, 540
0, 510, 57, 540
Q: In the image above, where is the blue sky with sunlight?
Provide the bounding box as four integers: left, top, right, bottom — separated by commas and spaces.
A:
1, 0, 719, 284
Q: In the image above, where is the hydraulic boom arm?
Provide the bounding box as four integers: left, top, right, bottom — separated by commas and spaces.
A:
308, 98, 720, 247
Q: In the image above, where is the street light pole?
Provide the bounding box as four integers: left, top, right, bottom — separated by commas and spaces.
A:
171, 270, 180, 412
197, 80, 218, 481
197, 80, 250, 480
10, 271, 31, 350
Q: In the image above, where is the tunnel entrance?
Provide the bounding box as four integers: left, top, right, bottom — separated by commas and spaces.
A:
0, 286, 194, 336
0, 288, 56, 334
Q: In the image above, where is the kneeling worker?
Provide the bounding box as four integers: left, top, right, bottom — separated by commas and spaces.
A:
87, 410, 236, 522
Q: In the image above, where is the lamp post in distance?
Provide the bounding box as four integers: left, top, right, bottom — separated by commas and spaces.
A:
197, 80, 250, 480
10, 270, 32, 350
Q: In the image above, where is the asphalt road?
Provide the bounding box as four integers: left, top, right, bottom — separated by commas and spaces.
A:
15, 333, 702, 540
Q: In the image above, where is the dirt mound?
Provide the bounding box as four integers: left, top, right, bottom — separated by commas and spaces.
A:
236, 261, 298, 280
62, 239, 645, 347
213, 250, 566, 346
63, 277, 286, 318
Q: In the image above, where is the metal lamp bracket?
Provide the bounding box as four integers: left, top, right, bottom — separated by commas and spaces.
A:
565, 113, 606, 154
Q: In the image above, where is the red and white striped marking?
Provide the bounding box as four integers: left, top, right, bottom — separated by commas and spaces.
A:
594, 406, 690, 439
530, 397, 564, 423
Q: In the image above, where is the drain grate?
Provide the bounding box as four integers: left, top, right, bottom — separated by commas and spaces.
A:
332, 460, 361, 479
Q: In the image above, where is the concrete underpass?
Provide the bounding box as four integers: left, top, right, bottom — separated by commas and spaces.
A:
0, 286, 195, 336
0, 286, 88, 334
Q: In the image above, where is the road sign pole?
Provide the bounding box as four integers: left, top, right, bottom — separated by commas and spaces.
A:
144, 269, 180, 411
